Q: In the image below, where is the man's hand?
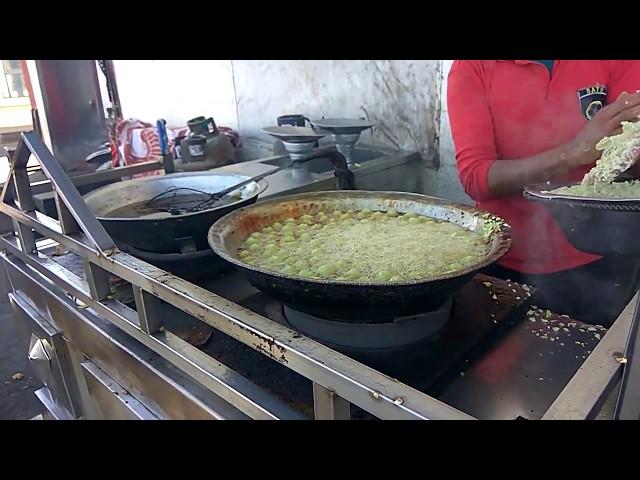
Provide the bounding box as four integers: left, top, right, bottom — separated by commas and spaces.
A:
567, 91, 640, 168
485, 92, 640, 197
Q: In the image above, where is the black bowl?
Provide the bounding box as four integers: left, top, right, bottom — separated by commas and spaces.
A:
524, 182, 640, 256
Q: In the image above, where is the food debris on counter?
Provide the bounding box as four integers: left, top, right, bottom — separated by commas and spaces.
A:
480, 276, 532, 304
525, 305, 606, 360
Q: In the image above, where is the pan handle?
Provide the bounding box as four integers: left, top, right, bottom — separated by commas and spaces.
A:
334, 164, 356, 190
208, 164, 288, 200
295, 146, 356, 190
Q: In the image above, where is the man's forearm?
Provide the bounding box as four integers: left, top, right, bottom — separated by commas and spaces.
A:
487, 142, 585, 197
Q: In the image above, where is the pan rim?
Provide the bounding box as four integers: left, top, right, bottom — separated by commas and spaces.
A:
207, 190, 512, 288
524, 181, 640, 204
83, 172, 269, 222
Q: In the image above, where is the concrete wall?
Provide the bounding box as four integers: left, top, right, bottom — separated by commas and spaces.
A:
231, 60, 442, 165
427, 60, 471, 204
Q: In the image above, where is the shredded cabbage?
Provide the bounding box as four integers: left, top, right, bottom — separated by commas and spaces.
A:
237, 209, 490, 282
551, 180, 640, 198
582, 121, 640, 185
547, 122, 640, 198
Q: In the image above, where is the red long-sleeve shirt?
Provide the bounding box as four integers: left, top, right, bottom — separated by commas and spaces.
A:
447, 60, 640, 274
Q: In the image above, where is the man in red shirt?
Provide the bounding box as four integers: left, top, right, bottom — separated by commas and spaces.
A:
448, 60, 640, 326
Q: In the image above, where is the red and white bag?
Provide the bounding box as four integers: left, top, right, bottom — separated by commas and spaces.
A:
111, 119, 188, 178
111, 118, 240, 178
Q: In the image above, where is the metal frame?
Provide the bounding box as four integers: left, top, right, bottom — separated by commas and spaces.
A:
8, 290, 81, 418
615, 293, 640, 419
542, 294, 637, 420
1, 131, 639, 420
2, 254, 259, 420
27, 160, 163, 196
0, 132, 472, 420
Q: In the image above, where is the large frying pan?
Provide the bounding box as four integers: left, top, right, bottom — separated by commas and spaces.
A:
83, 171, 267, 254
208, 191, 512, 322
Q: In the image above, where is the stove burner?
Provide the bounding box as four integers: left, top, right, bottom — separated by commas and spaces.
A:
282, 297, 453, 352
263, 121, 373, 168
310, 118, 375, 167
262, 127, 325, 172
262, 126, 326, 144
280, 140, 317, 162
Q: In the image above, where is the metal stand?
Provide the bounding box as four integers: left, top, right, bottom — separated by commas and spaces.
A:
615, 295, 640, 419
313, 384, 351, 420
0, 132, 471, 420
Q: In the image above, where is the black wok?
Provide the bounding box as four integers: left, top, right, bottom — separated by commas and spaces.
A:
83, 171, 267, 254
208, 191, 512, 322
